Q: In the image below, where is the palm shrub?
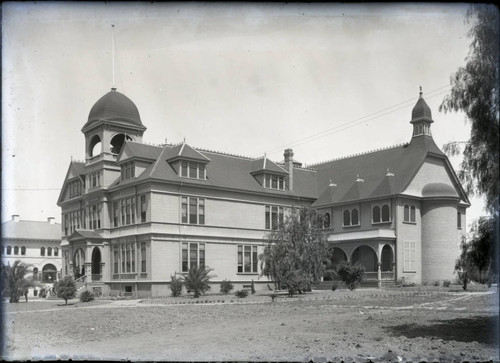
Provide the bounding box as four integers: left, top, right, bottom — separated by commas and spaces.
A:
170, 275, 183, 297
2, 260, 34, 303
79, 290, 94, 302
182, 265, 215, 298
55, 276, 77, 305
219, 279, 233, 294
336, 262, 365, 291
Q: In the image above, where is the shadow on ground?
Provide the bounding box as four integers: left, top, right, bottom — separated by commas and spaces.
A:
385, 316, 499, 345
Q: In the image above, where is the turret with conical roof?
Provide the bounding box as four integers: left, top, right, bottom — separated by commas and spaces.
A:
410, 87, 433, 138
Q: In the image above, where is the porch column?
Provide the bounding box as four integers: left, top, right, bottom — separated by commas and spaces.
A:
377, 262, 382, 288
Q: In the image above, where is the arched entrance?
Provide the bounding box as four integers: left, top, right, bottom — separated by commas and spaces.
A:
381, 245, 394, 272
351, 246, 377, 272
42, 264, 57, 283
73, 248, 85, 278
91, 247, 102, 281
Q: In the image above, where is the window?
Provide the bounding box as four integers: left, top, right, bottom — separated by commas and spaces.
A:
140, 195, 147, 223
40, 247, 45, 256
118, 197, 136, 225
180, 161, 206, 180
372, 203, 391, 223
343, 208, 359, 227
14, 246, 19, 255
403, 241, 416, 272
403, 205, 416, 223
113, 202, 119, 227
119, 243, 136, 273
457, 212, 462, 229
181, 196, 205, 225
21, 246, 26, 255
263, 174, 286, 190
182, 243, 205, 272
68, 179, 82, 198
238, 245, 258, 273
88, 171, 101, 188
140, 242, 147, 273
121, 162, 135, 180
33, 267, 39, 280
113, 245, 119, 274
323, 212, 331, 229
47, 247, 52, 256
265, 205, 284, 230
54, 247, 58, 257
89, 204, 102, 229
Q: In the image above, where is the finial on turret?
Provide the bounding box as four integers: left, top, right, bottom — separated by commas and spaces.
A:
419, 86, 423, 98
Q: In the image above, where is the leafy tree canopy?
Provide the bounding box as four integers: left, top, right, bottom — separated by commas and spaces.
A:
260, 207, 329, 293
55, 276, 77, 305
440, 4, 499, 214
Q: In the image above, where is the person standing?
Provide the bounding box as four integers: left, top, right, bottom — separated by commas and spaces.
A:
24, 288, 28, 302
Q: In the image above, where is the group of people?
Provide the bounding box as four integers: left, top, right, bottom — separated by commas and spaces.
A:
22, 286, 56, 302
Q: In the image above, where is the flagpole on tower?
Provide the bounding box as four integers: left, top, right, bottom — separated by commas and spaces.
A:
111, 24, 116, 90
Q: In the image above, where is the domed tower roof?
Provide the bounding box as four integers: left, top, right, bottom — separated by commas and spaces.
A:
410, 88, 433, 124
82, 88, 146, 132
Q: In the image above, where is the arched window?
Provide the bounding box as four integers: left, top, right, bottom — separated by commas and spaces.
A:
47, 247, 52, 256
381, 205, 390, 222
323, 213, 331, 229
351, 209, 359, 225
404, 205, 410, 222
54, 247, 59, 256
21, 246, 26, 255
7, 246, 12, 255
410, 206, 416, 223
14, 246, 19, 255
372, 206, 381, 223
40, 247, 45, 256
343, 210, 350, 226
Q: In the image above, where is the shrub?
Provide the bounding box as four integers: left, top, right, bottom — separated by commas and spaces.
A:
219, 279, 234, 294
79, 290, 94, 302
443, 280, 451, 287
336, 262, 365, 291
395, 277, 405, 287
54, 276, 77, 305
331, 281, 339, 291
281, 269, 312, 296
170, 275, 183, 297
235, 289, 248, 298
433, 280, 440, 287
182, 265, 215, 298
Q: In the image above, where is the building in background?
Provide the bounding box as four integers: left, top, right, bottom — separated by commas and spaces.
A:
57, 87, 469, 297
1, 215, 62, 297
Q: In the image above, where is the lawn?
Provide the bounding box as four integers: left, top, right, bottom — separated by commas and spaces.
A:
2, 286, 498, 362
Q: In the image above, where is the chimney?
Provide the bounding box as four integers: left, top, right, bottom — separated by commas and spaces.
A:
284, 149, 294, 191
47, 217, 55, 224
12, 214, 20, 222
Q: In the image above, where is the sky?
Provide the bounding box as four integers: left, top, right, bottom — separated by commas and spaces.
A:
1, 2, 488, 230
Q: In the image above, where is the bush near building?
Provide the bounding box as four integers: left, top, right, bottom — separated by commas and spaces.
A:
336, 262, 365, 291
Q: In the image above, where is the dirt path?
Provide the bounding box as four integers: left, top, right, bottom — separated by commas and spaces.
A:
3, 289, 498, 361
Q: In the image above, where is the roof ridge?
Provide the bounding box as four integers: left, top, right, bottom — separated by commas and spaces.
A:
309, 142, 409, 167
148, 145, 170, 178
194, 146, 259, 161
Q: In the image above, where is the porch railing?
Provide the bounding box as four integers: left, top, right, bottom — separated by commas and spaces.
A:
91, 274, 102, 282
364, 271, 395, 280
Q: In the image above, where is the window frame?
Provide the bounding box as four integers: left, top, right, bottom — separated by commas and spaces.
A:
403, 241, 416, 272
403, 204, 417, 224
179, 161, 207, 180
371, 203, 391, 224
342, 207, 360, 227
457, 212, 462, 229
265, 205, 284, 230
181, 196, 206, 225
237, 244, 258, 274
181, 242, 206, 273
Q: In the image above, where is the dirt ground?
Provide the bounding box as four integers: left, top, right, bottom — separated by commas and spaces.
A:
2, 286, 499, 362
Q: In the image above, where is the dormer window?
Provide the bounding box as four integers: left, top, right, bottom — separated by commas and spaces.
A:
264, 174, 285, 190
121, 161, 135, 180
180, 161, 206, 180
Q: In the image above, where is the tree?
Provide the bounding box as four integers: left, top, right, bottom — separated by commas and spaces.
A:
1, 260, 34, 303
336, 262, 365, 291
259, 207, 329, 295
440, 4, 499, 215
182, 265, 215, 298
455, 216, 497, 288
55, 276, 77, 305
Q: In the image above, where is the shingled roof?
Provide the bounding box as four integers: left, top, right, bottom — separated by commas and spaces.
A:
312, 135, 446, 207
2, 219, 61, 240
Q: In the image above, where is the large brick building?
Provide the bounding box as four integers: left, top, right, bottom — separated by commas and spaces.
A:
57, 87, 469, 297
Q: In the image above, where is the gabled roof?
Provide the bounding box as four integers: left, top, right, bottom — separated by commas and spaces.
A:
312, 135, 447, 207
57, 161, 86, 205
116, 141, 163, 163
166, 142, 211, 163
67, 229, 103, 241
250, 157, 289, 175
2, 219, 61, 240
